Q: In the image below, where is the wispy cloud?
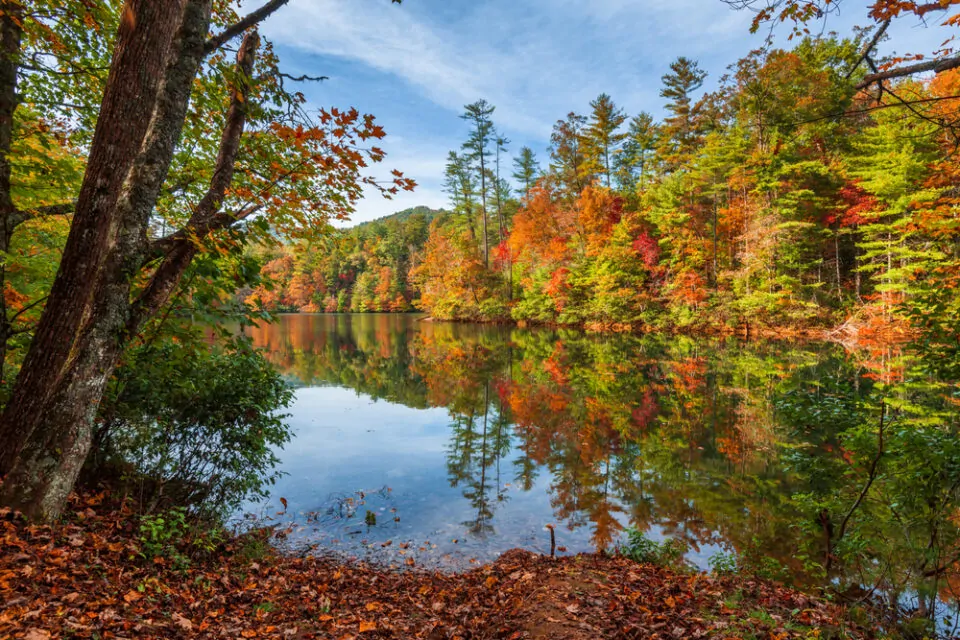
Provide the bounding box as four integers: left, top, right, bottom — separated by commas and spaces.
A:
260, 0, 953, 224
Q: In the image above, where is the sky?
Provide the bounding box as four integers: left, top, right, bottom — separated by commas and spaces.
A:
258, 0, 950, 226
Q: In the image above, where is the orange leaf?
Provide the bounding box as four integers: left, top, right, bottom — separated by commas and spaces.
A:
359, 620, 376, 632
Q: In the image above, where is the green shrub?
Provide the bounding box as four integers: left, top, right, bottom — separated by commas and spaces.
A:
138, 506, 228, 569
96, 335, 293, 520
139, 507, 191, 569
708, 551, 739, 576
619, 529, 688, 567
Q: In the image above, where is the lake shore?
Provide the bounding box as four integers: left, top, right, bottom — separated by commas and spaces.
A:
1, 490, 880, 639
291, 310, 912, 346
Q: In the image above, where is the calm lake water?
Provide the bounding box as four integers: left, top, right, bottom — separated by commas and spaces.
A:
239, 313, 960, 627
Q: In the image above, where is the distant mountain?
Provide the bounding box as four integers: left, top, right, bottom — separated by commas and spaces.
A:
352, 206, 448, 229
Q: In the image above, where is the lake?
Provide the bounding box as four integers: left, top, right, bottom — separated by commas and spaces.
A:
240, 313, 960, 625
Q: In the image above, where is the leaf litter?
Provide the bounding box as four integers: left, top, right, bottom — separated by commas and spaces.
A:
0, 492, 877, 639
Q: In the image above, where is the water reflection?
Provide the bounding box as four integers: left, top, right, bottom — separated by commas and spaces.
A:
245, 313, 960, 627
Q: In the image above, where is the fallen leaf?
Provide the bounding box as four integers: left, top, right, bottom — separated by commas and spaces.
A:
359, 620, 376, 632
172, 613, 193, 631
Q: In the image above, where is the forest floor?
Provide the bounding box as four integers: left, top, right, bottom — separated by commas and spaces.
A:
1, 491, 879, 639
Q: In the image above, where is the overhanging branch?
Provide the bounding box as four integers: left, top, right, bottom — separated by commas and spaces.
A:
131, 31, 260, 333
204, 0, 289, 54
845, 19, 890, 80
856, 55, 960, 89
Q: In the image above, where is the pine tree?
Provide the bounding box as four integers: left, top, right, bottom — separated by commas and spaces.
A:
659, 57, 707, 170
494, 133, 510, 243
512, 146, 541, 196
549, 112, 590, 199
583, 93, 628, 188
461, 100, 496, 267
616, 112, 659, 191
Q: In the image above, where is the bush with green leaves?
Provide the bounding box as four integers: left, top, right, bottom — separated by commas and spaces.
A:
138, 507, 191, 569
95, 334, 293, 520
619, 529, 688, 568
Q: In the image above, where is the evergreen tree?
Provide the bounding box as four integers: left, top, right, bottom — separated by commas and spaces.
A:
659, 57, 707, 170
461, 100, 496, 267
583, 93, 628, 188
549, 112, 590, 199
512, 146, 541, 196
494, 133, 510, 243
616, 112, 659, 191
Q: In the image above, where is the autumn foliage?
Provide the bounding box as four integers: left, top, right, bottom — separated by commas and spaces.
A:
0, 491, 877, 639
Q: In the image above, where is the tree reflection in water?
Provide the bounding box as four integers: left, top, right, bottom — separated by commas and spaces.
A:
248, 313, 960, 626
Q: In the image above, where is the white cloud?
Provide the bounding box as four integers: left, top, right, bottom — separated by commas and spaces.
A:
260, 0, 956, 224
262, 0, 550, 135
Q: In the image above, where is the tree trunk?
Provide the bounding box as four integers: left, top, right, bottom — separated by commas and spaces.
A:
0, 0, 211, 521
0, 1, 22, 385
479, 157, 488, 268
0, 0, 275, 521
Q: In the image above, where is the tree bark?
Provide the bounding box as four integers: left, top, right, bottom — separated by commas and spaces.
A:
0, 0, 183, 477
0, 0, 208, 520
0, 1, 22, 386
855, 55, 960, 89
0, 0, 274, 521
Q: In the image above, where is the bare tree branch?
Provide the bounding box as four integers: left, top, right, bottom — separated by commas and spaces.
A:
278, 72, 327, 83
8, 295, 48, 325
837, 403, 886, 543
204, 0, 289, 54
845, 19, 890, 80
856, 55, 960, 89
8, 201, 76, 230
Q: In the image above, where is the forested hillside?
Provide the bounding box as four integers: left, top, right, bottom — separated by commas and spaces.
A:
260, 37, 960, 338
245, 206, 447, 312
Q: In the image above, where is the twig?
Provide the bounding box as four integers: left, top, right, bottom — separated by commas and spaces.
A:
837, 402, 886, 542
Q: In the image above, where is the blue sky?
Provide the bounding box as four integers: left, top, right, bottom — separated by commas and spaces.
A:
259, 0, 949, 225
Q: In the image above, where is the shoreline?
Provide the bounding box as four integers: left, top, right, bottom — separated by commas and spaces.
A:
268, 310, 912, 347
0, 491, 885, 639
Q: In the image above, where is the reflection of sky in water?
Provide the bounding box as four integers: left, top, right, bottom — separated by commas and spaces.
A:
229, 314, 960, 633
244, 385, 657, 569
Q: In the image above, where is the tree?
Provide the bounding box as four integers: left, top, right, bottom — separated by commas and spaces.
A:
494, 132, 510, 243
461, 99, 496, 267
512, 146, 541, 197
583, 93, 627, 188
659, 57, 707, 170
616, 112, 659, 191
0, 0, 110, 393
549, 111, 590, 199
0, 0, 413, 520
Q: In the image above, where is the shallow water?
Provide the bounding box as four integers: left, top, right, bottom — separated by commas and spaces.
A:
237, 313, 960, 629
